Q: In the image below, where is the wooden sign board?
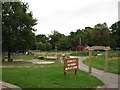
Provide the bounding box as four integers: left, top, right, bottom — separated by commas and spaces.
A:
64, 58, 78, 76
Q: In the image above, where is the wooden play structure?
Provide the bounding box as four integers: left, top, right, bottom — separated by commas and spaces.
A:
88, 46, 120, 73
34, 53, 69, 60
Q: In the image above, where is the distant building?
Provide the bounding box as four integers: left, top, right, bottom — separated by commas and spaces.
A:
76, 45, 87, 51
70, 45, 87, 51
118, 1, 120, 21
70, 38, 87, 51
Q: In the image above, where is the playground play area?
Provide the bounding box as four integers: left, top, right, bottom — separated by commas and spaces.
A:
2, 46, 120, 88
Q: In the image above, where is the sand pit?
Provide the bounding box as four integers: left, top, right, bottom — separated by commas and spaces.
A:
32, 59, 55, 64
32, 61, 55, 64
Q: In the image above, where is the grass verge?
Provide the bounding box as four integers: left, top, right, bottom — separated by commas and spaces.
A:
83, 55, 119, 74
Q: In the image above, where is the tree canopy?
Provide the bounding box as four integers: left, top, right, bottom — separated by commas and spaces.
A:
93, 23, 110, 46
35, 22, 120, 51
2, 2, 37, 61
49, 30, 65, 49
110, 21, 120, 47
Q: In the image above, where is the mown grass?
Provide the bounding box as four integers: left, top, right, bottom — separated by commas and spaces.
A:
2, 61, 104, 88
11, 55, 56, 61
69, 51, 89, 56
11, 55, 34, 60
2, 61, 32, 66
69, 51, 105, 56
83, 51, 120, 74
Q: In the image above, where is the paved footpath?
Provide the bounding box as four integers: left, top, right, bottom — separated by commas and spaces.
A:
71, 56, 119, 88
0, 81, 21, 90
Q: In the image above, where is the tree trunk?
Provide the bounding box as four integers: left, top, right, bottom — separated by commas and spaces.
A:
8, 52, 12, 62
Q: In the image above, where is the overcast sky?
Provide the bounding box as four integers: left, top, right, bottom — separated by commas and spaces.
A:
22, 0, 119, 36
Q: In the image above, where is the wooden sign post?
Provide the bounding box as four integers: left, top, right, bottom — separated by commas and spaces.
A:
105, 50, 108, 72
64, 58, 78, 76
89, 50, 93, 73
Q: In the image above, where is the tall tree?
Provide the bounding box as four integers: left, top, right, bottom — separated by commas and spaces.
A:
110, 21, 120, 47
57, 36, 70, 50
49, 30, 64, 49
69, 29, 84, 48
93, 23, 110, 46
36, 42, 52, 51
2, 2, 37, 61
36, 34, 48, 43
82, 27, 94, 46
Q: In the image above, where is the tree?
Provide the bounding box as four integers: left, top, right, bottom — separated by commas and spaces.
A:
37, 42, 52, 51
69, 29, 84, 48
93, 23, 110, 46
36, 34, 48, 43
49, 30, 64, 49
2, 2, 37, 61
57, 36, 71, 50
45, 43, 52, 51
82, 27, 94, 46
37, 42, 45, 51
110, 21, 120, 47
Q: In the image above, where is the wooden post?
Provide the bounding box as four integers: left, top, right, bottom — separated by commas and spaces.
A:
64, 72, 66, 76
89, 50, 92, 73
75, 58, 78, 75
105, 50, 108, 72
75, 70, 77, 75
59, 54, 61, 60
63, 56, 65, 60
57, 54, 59, 60
64, 59, 66, 77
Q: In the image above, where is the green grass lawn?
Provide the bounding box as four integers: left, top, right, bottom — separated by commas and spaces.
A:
2, 61, 104, 88
83, 55, 119, 74
69, 51, 89, 56
11, 55, 34, 60
69, 51, 105, 56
